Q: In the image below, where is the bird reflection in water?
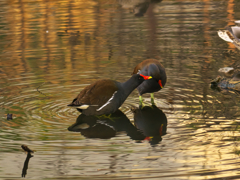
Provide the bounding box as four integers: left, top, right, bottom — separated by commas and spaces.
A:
68, 110, 145, 140
117, 0, 163, 17
132, 105, 167, 146
68, 106, 167, 146
21, 145, 34, 177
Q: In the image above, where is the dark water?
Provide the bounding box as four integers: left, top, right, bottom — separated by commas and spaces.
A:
1, 0, 240, 179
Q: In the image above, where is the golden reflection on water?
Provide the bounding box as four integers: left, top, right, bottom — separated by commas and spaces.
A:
226, 0, 237, 53
1, 0, 118, 80
1, 0, 240, 179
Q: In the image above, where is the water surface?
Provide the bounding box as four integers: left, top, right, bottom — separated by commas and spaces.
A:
1, 0, 240, 179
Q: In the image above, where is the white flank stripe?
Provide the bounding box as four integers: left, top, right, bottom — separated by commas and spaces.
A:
96, 91, 117, 111
217, 30, 233, 42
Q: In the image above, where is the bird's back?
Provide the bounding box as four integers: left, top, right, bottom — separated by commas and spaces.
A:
71, 79, 119, 107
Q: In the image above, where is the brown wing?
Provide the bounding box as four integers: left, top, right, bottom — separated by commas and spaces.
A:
73, 79, 118, 107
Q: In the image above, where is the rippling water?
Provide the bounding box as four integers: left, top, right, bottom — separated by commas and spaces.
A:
1, 0, 240, 179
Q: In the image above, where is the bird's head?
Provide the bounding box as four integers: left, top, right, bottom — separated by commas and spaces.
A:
139, 74, 152, 80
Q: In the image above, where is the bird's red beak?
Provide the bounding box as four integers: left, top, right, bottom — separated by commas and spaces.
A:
139, 74, 152, 80
159, 124, 163, 136
158, 80, 163, 88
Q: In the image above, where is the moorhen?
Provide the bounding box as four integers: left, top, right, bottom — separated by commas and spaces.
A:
132, 59, 167, 106
68, 74, 152, 116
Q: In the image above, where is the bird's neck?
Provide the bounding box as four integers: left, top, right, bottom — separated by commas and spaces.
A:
121, 78, 139, 96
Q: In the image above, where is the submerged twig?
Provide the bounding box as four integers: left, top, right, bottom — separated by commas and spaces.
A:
21, 145, 34, 153
21, 145, 34, 178
22, 152, 33, 177
37, 82, 48, 97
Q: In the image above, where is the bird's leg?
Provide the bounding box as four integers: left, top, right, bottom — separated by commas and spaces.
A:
151, 93, 155, 105
139, 95, 144, 108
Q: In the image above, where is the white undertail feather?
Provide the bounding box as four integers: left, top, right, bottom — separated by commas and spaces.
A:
74, 104, 99, 109
76, 104, 90, 109
218, 30, 233, 43
96, 91, 117, 111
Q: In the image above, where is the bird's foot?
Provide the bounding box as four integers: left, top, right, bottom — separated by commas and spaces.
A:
96, 114, 115, 122
96, 114, 111, 119
151, 101, 156, 107
139, 104, 144, 109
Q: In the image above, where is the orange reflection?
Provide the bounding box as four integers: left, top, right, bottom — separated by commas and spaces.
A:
227, 0, 235, 50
